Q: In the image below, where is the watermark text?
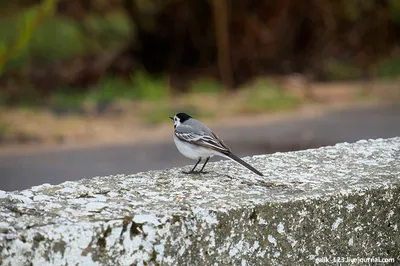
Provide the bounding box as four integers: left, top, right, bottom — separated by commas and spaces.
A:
315, 256, 395, 264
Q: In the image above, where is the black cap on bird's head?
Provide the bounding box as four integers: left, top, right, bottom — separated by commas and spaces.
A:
169, 112, 192, 123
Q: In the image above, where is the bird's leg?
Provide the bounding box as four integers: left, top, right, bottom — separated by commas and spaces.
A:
183, 158, 201, 174
198, 157, 210, 173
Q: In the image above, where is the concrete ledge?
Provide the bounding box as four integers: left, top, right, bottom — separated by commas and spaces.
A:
1, 138, 399, 265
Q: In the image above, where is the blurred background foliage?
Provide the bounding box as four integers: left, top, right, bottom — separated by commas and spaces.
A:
0, 0, 399, 113
2, 0, 400, 192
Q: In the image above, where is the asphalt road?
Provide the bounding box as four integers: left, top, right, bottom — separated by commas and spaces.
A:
1, 104, 399, 191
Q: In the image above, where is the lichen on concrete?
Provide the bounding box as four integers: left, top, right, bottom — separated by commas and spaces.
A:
1, 137, 399, 265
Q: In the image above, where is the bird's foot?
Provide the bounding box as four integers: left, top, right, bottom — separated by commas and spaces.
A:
182, 170, 195, 174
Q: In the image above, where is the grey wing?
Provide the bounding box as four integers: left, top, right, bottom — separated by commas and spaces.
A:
175, 124, 231, 154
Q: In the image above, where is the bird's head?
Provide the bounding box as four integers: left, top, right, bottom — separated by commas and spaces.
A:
169, 113, 192, 128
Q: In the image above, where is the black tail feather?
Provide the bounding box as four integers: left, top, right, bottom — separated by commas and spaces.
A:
224, 152, 264, 176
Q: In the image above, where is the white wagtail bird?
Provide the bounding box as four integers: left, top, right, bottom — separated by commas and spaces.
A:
170, 113, 264, 176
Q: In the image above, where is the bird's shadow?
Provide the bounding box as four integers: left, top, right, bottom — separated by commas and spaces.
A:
180, 170, 303, 190
181, 171, 209, 175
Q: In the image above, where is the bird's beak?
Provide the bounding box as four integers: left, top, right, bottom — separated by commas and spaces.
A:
169, 116, 173, 120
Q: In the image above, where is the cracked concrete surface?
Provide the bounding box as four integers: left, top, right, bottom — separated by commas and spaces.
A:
0, 138, 399, 265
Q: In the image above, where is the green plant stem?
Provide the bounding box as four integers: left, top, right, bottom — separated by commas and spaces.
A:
0, 0, 58, 74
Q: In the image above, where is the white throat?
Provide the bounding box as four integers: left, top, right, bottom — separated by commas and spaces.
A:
173, 116, 181, 128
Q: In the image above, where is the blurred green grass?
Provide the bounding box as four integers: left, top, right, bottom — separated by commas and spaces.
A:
324, 57, 400, 80
377, 57, 400, 78
49, 71, 168, 109
189, 77, 223, 94
235, 79, 300, 114
324, 60, 363, 80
